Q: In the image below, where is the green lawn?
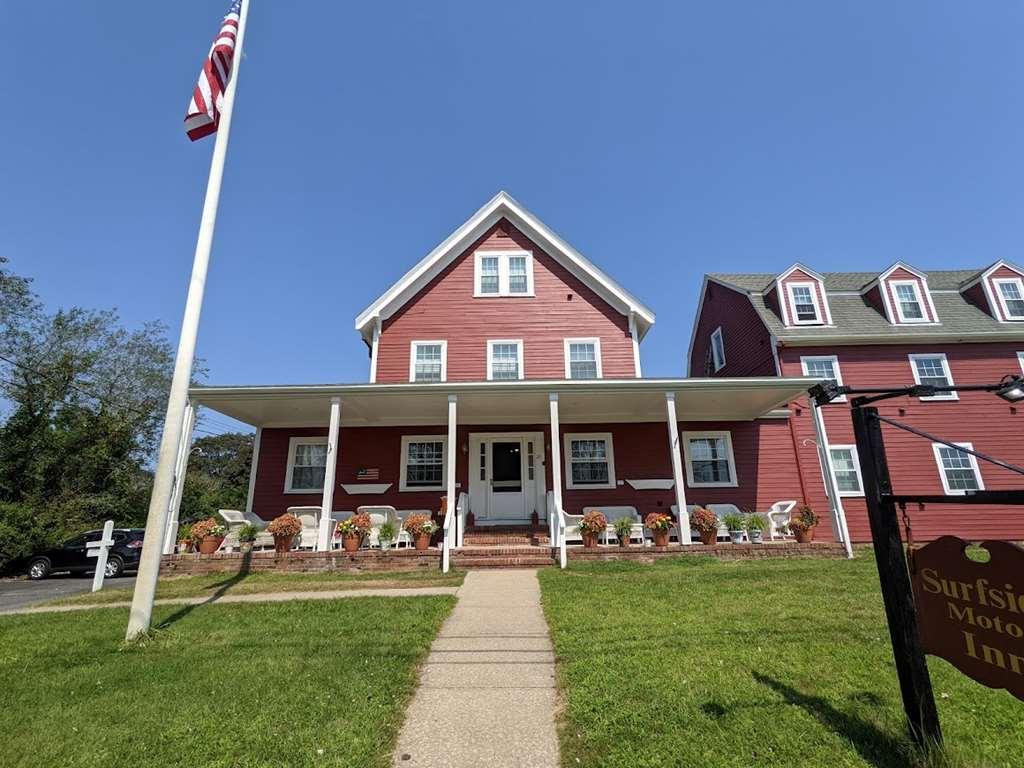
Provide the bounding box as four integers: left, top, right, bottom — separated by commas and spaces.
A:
50, 569, 465, 606
539, 555, 1022, 768
0, 595, 455, 767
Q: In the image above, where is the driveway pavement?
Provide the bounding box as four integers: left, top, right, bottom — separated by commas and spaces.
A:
0, 575, 136, 612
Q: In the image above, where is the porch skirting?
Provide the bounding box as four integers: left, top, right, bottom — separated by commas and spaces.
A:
160, 549, 441, 576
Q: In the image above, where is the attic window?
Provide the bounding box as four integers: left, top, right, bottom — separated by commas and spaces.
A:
787, 282, 822, 324
891, 280, 927, 323
474, 251, 534, 297
994, 278, 1024, 320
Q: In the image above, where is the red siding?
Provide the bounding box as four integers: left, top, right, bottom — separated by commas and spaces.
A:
779, 269, 829, 326
689, 281, 776, 377
961, 282, 990, 316
986, 265, 1024, 322
374, 220, 637, 383
881, 268, 936, 323
780, 343, 1024, 542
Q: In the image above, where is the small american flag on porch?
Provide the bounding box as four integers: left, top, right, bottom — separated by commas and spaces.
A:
184, 1, 242, 141
356, 468, 380, 481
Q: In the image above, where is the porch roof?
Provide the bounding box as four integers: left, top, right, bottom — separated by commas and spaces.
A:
188, 377, 818, 428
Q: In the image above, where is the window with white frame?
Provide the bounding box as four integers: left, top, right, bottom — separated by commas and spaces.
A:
787, 282, 822, 324
994, 278, 1024, 320
932, 442, 984, 495
564, 433, 616, 489
409, 341, 446, 383
487, 340, 523, 380
473, 251, 534, 297
909, 354, 957, 400
891, 281, 927, 323
284, 437, 328, 493
829, 445, 863, 496
682, 431, 738, 487
1019, 351, 1024, 375
399, 436, 446, 491
564, 338, 602, 379
710, 327, 726, 372
801, 355, 845, 402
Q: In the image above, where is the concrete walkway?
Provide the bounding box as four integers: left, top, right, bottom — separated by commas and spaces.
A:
0, 586, 460, 616
393, 569, 559, 768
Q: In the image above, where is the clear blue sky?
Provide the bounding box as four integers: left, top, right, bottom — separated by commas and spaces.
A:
2, 2, 1021, 433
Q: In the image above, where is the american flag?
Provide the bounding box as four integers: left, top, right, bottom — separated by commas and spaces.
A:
184, 1, 242, 141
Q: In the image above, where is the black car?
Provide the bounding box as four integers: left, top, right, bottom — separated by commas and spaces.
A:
26, 528, 145, 580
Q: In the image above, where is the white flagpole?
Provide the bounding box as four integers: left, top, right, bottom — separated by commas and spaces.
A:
126, 0, 252, 640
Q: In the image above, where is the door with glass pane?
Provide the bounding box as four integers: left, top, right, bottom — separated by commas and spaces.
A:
468, 433, 545, 523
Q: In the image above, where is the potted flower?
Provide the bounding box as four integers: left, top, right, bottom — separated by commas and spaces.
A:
689, 506, 719, 545
644, 512, 673, 547
722, 513, 747, 544
404, 514, 438, 551
613, 516, 635, 547
788, 504, 819, 543
578, 510, 607, 548
177, 523, 194, 553
335, 512, 371, 552
191, 518, 227, 554
267, 513, 301, 553
744, 513, 767, 544
237, 523, 260, 554
378, 521, 397, 552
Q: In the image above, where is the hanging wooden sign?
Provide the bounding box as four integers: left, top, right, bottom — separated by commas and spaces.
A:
910, 536, 1024, 702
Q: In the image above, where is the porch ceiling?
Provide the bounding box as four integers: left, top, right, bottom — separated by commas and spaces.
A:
188, 378, 818, 428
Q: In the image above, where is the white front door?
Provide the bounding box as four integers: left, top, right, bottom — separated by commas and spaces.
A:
468, 433, 545, 524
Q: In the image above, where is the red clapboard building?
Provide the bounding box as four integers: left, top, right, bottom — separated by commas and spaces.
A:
688, 262, 1024, 542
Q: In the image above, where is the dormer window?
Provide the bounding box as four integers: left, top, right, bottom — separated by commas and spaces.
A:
788, 283, 822, 324
892, 281, 927, 323
995, 278, 1024, 320
474, 251, 534, 297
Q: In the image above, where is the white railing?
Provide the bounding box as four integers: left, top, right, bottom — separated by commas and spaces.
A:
456, 491, 468, 548
442, 492, 469, 574
546, 491, 568, 569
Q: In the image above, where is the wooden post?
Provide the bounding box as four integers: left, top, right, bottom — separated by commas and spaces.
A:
852, 405, 942, 749
664, 392, 691, 544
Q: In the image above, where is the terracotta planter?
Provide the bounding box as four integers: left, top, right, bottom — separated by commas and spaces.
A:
199, 536, 224, 555
582, 533, 598, 549
699, 530, 717, 546
414, 533, 431, 551
652, 530, 669, 547
794, 526, 816, 544
273, 534, 294, 553
341, 533, 362, 552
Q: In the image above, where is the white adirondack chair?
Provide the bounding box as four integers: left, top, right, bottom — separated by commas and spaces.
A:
767, 500, 798, 540
217, 509, 274, 551
583, 506, 646, 545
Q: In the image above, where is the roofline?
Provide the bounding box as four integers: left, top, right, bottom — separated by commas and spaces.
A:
685, 276, 772, 377
959, 259, 1024, 291
353, 191, 656, 342
776, 330, 1024, 346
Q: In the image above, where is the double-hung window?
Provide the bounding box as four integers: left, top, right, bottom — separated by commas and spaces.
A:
474, 251, 534, 297
487, 340, 524, 380
932, 442, 983, 495
787, 283, 822, 324
829, 445, 863, 496
710, 327, 726, 372
564, 433, 615, 489
682, 431, 738, 487
564, 338, 602, 379
800, 355, 845, 402
909, 354, 957, 401
409, 341, 446, 382
400, 436, 446, 491
995, 278, 1024, 320
285, 437, 328, 493
891, 281, 927, 322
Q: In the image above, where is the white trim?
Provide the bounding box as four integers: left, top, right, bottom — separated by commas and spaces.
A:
548, 394, 563, 511
487, 339, 525, 381
563, 432, 616, 490
625, 478, 675, 490
993, 277, 1024, 321
409, 340, 448, 383
284, 436, 329, 494
889, 279, 931, 324
564, 337, 603, 380
932, 442, 985, 495
681, 430, 738, 488
245, 426, 261, 514
664, 393, 691, 544
368, 317, 381, 384
865, 262, 940, 326
1019, 351, 1024, 375
786, 281, 824, 325
800, 355, 846, 402
354, 191, 655, 341
710, 327, 726, 372
340, 483, 392, 494
473, 250, 535, 297
628, 313, 642, 377
399, 434, 448, 492
828, 444, 864, 498
318, 397, 342, 550
961, 260, 1024, 323
908, 353, 958, 401
775, 263, 833, 326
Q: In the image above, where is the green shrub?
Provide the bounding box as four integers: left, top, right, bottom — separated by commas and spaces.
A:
237, 523, 260, 542
722, 513, 746, 532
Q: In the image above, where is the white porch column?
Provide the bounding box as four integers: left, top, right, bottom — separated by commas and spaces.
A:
446, 395, 458, 515
548, 392, 563, 511
317, 397, 342, 551
244, 426, 262, 515
810, 401, 853, 558
665, 392, 692, 544
162, 400, 196, 555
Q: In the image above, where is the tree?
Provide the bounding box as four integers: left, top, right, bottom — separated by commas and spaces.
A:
179, 431, 254, 522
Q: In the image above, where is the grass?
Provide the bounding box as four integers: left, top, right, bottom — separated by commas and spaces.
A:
0, 595, 454, 767
49, 569, 465, 606
538, 555, 1022, 768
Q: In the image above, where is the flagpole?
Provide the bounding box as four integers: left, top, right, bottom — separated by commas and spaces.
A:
126, 0, 252, 640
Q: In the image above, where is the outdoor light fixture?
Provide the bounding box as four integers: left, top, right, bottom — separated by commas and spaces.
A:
995, 375, 1024, 404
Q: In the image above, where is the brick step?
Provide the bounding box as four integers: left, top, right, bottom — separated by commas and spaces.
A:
461, 536, 538, 546
451, 556, 557, 569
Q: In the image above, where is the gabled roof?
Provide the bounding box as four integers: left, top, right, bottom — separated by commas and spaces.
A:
354, 191, 656, 343
959, 259, 1024, 291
